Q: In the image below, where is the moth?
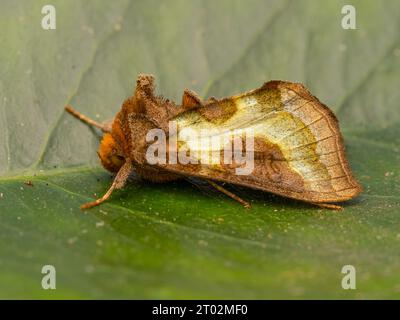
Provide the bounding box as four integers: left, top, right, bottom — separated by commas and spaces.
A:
65, 74, 362, 210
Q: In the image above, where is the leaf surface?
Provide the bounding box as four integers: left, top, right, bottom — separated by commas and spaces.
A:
0, 0, 399, 298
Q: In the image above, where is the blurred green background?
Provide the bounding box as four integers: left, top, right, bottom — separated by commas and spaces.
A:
0, 0, 399, 299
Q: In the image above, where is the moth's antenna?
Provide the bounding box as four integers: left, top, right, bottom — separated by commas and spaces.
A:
65, 105, 110, 133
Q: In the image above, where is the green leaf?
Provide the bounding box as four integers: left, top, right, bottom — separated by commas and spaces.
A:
0, 0, 399, 299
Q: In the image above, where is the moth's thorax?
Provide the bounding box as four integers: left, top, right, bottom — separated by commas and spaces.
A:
111, 98, 180, 182
111, 81, 176, 167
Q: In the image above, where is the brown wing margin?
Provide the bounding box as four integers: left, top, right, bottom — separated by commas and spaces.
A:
275, 81, 362, 200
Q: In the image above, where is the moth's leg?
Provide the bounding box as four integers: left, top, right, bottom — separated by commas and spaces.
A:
206, 179, 251, 209
81, 161, 133, 209
65, 105, 111, 133
311, 202, 343, 210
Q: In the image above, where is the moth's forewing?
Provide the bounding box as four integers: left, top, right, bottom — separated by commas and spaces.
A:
159, 81, 361, 203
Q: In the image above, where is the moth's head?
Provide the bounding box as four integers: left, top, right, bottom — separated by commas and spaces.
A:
98, 133, 125, 173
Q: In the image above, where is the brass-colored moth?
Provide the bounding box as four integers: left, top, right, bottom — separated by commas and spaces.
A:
65, 74, 362, 210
